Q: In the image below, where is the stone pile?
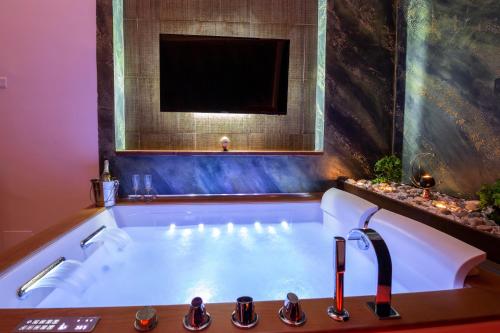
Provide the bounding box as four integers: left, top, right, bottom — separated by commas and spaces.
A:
346, 179, 500, 238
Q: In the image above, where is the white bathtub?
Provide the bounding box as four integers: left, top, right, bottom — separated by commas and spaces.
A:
0, 193, 486, 309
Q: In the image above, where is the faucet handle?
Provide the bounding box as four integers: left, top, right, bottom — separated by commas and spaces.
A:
183, 297, 212, 331
278, 292, 307, 326
328, 237, 350, 322
333, 236, 346, 272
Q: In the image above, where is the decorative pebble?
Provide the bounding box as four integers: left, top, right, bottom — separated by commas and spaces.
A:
465, 200, 481, 211
350, 179, 498, 238
477, 225, 493, 232
439, 208, 452, 215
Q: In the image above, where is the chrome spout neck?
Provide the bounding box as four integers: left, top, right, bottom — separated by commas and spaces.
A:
347, 228, 400, 319
327, 236, 349, 321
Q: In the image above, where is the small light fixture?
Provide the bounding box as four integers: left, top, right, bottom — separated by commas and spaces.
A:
220, 136, 230, 152
419, 174, 435, 199
410, 153, 437, 200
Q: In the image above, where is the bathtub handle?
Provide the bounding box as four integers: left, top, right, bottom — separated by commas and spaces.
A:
80, 226, 107, 248
17, 257, 66, 299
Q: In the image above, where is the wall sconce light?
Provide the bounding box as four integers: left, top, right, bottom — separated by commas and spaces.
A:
220, 136, 230, 152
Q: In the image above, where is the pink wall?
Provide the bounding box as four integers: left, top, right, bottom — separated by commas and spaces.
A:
0, 0, 98, 251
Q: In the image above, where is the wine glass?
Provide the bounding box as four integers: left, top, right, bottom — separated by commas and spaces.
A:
132, 174, 140, 199
144, 174, 153, 198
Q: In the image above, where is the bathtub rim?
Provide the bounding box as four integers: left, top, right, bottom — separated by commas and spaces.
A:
0, 193, 323, 276
0, 193, 499, 332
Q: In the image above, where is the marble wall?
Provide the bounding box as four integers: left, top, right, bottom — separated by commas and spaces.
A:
97, 0, 397, 195
399, 0, 500, 197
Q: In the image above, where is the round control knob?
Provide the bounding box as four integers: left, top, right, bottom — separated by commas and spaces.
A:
134, 306, 158, 331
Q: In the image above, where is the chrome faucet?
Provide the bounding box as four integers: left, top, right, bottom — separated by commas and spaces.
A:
347, 228, 400, 319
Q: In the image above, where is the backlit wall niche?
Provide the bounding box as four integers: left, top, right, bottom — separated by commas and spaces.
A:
118, 0, 326, 151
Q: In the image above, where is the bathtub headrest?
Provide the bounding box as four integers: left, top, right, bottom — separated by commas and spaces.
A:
321, 188, 378, 228
369, 209, 486, 289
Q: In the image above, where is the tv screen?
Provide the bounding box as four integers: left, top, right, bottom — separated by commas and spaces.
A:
160, 34, 289, 115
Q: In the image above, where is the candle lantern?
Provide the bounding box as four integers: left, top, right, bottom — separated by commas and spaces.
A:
411, 153, 437, 200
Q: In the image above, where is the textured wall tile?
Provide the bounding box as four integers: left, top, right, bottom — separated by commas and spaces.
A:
137, 0, 153, 19
159, 0, 198, 21
288, 134, 303, 150
287, 0, 306, 24
304, 24, 318, 79
249, 23, 290, 38
248, 133, 266, 150
304, 0, 318, 25
176, 113, 196, 133
198, 0, 222, 22
125, 131, 140, 149
302, 134, 315, 150
124, 0, 137, 19
124, 77, 138, 132
221, 0, 249, 23
250, 0, 275, 24
302, 79, 317, 134
215, 22, 250, 37
137, 21, 159, 76
124, 19, 139, 76
287, 25, 304, 79
160, 20, 217, 35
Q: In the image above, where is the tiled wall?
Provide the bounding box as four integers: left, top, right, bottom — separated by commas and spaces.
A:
98, 0, 397, 195
123, 0, 318, 151
398, 0, 500, 197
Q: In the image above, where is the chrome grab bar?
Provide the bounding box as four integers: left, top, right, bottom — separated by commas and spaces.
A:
80, 226, 107, 248
17, 257, 66, 298
348, 228, 400, 319
327, 237, 349, 321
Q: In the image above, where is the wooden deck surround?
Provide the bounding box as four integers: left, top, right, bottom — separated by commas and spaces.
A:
0, 194, 499, 332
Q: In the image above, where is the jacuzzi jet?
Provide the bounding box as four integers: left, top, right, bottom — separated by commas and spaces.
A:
183, 297, 212, 331
280, 220, 289, 230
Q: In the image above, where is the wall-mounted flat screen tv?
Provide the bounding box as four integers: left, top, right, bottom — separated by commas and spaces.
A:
160, 34, 289, 115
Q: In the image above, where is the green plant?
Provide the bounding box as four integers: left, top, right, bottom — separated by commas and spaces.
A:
372, 155, 402, 184
477, 180, 500, 225
478, 180, 500, 208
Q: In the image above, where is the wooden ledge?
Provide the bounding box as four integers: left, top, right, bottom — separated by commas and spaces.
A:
118, 192, 323, 204
0, 287, 499, 332
116, 149, 324, 156
0, 207, 104, 274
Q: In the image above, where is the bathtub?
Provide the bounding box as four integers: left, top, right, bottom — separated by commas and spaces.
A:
0, 190, 486, 310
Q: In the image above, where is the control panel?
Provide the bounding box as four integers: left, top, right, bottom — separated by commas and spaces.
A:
14, 317, 100, 332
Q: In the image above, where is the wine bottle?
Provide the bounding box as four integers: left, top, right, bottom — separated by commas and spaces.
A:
101, 159, 112, 181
